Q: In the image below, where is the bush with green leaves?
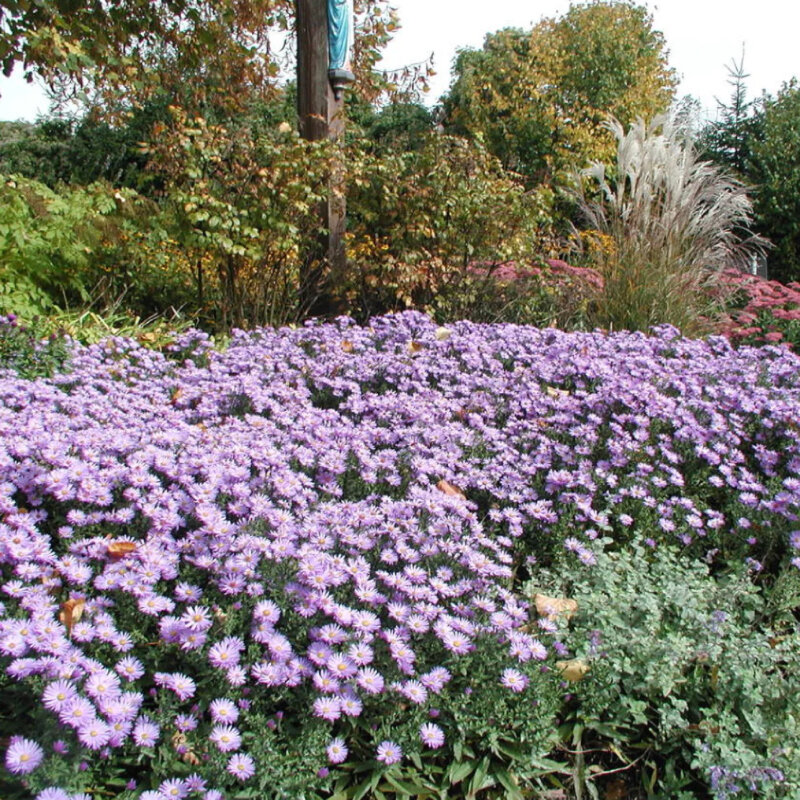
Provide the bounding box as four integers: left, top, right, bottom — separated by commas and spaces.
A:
345, 133, 555, 321
531, 539, 800, 799
0, 175, 141, 319
748, 81, 800, 284
0, 314, 72, 378
574, 116, 765, 336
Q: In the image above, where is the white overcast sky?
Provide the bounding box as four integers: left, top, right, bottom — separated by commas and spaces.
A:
1, 0, 799, 121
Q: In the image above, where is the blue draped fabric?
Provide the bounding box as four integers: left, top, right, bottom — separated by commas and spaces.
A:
327, 0, 353, 72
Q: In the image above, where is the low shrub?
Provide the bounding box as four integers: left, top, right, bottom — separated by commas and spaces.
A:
0, 314, 72, 379
533, 539, 800, 799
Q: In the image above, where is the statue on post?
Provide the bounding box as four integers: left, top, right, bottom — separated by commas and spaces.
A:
327, 0, 355, 99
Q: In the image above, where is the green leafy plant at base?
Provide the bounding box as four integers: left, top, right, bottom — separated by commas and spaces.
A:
0, 314, 72, 378
530, 539, 800, 799
573, 116, 766, 336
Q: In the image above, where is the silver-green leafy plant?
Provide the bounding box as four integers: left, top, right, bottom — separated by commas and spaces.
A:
574, 115, 767, 336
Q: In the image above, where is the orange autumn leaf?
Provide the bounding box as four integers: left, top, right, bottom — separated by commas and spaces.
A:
107, 541, 137, 560
59, 598, 85, 636
436, 479, 466, 499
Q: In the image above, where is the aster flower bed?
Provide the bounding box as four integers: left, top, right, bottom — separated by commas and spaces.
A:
1, 312, 800, 799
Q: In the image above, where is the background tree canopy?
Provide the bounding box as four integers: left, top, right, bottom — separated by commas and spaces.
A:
443, 1, 677, 186
2, 0, 799, 333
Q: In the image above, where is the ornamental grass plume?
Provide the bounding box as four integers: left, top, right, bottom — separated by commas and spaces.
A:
574, 115, 767, 336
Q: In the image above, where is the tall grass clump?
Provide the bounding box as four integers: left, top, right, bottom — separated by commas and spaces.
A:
575, 116, 765, 336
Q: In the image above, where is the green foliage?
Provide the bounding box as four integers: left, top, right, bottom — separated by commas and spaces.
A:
533, 539, 800, 799
748, 82, 800, 283
698, 54, 763, 178
0, 106, 167, 191
444, 1, 676, 186
0, 313, 71, 378
357, 101, 436, 154
345, 133, 555, 320
146, 105, 332, 329
0, 175, 142, 318
573, 117, 764, 335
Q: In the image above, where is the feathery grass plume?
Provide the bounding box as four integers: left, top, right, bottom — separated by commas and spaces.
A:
574, 115, 767, 336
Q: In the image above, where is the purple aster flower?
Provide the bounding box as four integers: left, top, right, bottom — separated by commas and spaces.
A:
356, 667, 384, 694
419, 723, 445, 749
59, 696, 95, 728
209, 724, 242, 753
78, 719, 112, 750
208, 637, 242, 669
376, 740, 402, 765
34, 790, 70, 800
500, 668, 529, 693
167, 673, 197, 700
399, 679, 428, 704
326, 737, 348, 764
132, 717, 160, 747
158, 778, 189, 799
312, 696, 342, 722
5, 736, 44, 774
42, 680, 77, 712
227, 752, 256, 781
209, 698, 239, 723
226, 665, 247, 686
181, 605, 212, 632
115, 656, 145, 681
185, 774, 206, 792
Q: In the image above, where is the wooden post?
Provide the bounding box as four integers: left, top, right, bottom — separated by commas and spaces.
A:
296, 0, 351, 316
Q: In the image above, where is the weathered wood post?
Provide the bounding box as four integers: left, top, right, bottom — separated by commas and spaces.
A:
296, 0, 354, 315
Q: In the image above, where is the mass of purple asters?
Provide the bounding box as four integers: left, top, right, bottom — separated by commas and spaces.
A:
0, 313, 799, 795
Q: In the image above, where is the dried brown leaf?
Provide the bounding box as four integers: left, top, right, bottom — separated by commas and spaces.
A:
535, 593, 578, 621
436, 479, 466, 499
59, 598, 86, 636
107, 541, 137, 560
556, 659, 590, 682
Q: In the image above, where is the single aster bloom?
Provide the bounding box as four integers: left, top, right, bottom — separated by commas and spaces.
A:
115, 656, 145, 681
158, 778, 189, 799
168, 673, 197, 701
209, 698, 239, 723
326, 737, 349, 764
500, 668, 529, 693
227, 752, 256, 781
132, 717, 161, 747
78, 719, 112, 750
42, 679, 77, 712
419, 723, 445, 749
209, 724, 242, 753
34, 790, 70, 800
312, 696, 342, 722
376, 740, 402, 765
5, 736, 45, 774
